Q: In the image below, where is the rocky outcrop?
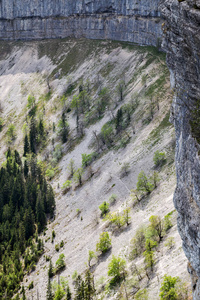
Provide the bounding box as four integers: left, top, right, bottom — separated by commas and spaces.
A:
0, 0, 162, 46
160, 0, 200, 298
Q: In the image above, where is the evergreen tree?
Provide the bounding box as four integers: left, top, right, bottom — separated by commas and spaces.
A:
14, 149, 22, 165
23, 207, 35, 240
46, 277, 53, 300
74, 275, 85, 300
23, 134, 30, 157
29, 117, 37, 153
22, 286, 26, 300
36, 191, 46, 233
38, 118, 45, 138
46, 185, 55, 218
115, 108, 123, 133
84, 269, 95, 300
66, 286, 72, 300
24, 159, 29, 178
58, 111, 69, 143
48, 259, 54, 278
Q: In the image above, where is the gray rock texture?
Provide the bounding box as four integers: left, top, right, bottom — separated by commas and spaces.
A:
160, 0, 200, 298
0, 0, 162, 46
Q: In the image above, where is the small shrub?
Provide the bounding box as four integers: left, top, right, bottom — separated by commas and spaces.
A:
129, 226, 146, 260
0, 117, 3, 131
96, 232, 111, 254
73, 168, 84, 186
109, 194, 117, 205
99, 201, 109, 216
105, 212, 125, 229
62, 180, 72, 194
153, 150, 166, 167
120, 162, 130, 177
160, 275, 178, 299
72, 270, 78, 281
52, 230, 56, 243
60, 240, 64, 248
108, 255, 126, 283
55, 244, 60, 252
136, 171, 154, 194
7, 124, 16, 141
28, 281, 34, 290
164, 237, 175, 250
76, 208, 81, 216
88, 250, 97, 267
45, 167, 56, 180
55, 254, 65, 272
45, 256, 50, 262
135, 288, 148, 300
82, 152, 97, 168
164, 213, 173, 231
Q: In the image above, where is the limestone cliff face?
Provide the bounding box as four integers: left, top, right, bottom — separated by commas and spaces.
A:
0, 0, 162, 46
160, 0, 200, 298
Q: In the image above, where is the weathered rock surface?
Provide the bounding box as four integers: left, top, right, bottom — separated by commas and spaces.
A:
0, 0, 162, 46
160, 0, 200, 298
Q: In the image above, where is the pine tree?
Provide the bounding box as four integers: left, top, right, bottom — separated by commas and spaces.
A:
22, 286, 26, 300
48, 259, 54, 278
36, 191, 46, 233
23, 207, 35, 240
24, 160, 29, 178
29, 117, 37, 154
46, 185, 55, 218
66, 286, 72, 300
115, 108, 123, 133
38, 118, 44, 138
74, 275, 85, 300
84, 269, 95, 300
58, 111, 69, 143
14, 150, 22, 165
23, 134, 30, 156
46, 277, 53, 300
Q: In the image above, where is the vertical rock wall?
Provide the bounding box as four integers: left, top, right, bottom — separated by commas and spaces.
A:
160, 0, 200, 298
0, 0, 162, 46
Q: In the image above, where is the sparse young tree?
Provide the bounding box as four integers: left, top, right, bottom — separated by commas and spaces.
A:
58, 111, 69, 143
73, 168, 84, 186
48, 259, 54, 278
123, 207, 131, 226
115, 108, 123, 133
130, 226, 146, 259
120, 162, 130, 177
100, 123, 114, 148
117, 80, 125, 102
148, 215, 163, 242
88, 250, 97, 267
143, 239, 157, 273
160, 275, 178, 300
153, 150, 166, 167
135, 289, 148, 300
151, 171, 160, 188
55, 254, 65, 273
7, 123, 16, 141
68, 159, 75, 178
108, 255, 126, 281
96, 232, 111, 254
136, 171, 153, 194
99, 201, 109, 216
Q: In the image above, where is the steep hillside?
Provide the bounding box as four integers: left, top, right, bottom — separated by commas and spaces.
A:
0, 38, 191, 299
